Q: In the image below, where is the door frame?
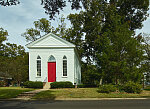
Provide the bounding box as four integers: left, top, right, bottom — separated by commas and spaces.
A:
48, 62, 56, 82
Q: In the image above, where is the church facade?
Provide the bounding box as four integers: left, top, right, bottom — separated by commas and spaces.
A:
26, 33, 81, 85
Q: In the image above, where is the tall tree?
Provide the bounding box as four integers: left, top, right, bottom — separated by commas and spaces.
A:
1, 0, 148, 22
140, 33, 150, 83
67, 0, 146, 84
22, 18, 56, 42
0, 27, 28, 85
9, 53, 29, 86
0, 27, 8, 76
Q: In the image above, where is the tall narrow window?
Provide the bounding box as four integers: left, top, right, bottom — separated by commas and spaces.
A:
37, 55, 41, 77
63, 56, 67, 76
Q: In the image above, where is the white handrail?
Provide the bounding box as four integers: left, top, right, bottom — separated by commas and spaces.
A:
44, 77, 47, 82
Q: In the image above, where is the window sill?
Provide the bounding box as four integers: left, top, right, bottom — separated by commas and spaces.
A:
62, 76, 67, 78
36, 76, 41, 78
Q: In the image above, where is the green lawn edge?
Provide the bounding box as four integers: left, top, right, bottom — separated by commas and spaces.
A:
32, 88, 150, 100
0, 87, 34, 99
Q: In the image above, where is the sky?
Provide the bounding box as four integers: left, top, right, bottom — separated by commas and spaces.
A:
0, 0, 150, 51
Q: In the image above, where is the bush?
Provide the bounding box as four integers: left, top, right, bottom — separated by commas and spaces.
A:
144, 86, 150, 91
77, 84, 85, 88
50, 81, 74, 88
0, 81, 5, 87
24, 81, 43, 89
115, 84, 124, 92
77, 84, 97, 88
97, 84, 117, 93
122, 81, 142, 94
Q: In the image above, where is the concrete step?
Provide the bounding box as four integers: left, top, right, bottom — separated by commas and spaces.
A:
43, 82, 51, 89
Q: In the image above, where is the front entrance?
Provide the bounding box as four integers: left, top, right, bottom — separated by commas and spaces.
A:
48, 55, 56, 82
48, 62, 56, 82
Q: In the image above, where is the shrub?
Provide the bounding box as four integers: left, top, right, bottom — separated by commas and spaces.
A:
77, 84, 85, 88
50, 81, 73, 88
97, 84, 117, 93
0, 81, 5, 87
24, 81, 43, 89
84, 84, 97, 88
144, 86, 150, 91
122, 81, 142, 94
115, 84, 124, 92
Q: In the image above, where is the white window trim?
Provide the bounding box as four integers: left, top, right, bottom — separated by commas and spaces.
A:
36, 56, 42, 77
62, 56, 67, 77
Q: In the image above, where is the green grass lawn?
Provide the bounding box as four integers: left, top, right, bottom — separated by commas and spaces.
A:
0, 87, 34, 99
33, 88, 150, 100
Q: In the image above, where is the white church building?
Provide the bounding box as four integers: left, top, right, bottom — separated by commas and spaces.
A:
26, 33, 81, 85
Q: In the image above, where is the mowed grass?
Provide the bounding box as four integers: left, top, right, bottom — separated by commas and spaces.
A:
33, 88, 150, 100
0, 87, 34, 99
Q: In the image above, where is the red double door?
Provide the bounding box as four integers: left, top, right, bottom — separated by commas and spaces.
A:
48, 62, 56, 82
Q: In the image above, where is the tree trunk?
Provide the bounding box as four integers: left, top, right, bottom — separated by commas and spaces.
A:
99, 78, 102, 85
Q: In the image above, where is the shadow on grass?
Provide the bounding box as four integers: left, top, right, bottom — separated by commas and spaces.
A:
0, 89, 32, 99
32, 90, 56, 101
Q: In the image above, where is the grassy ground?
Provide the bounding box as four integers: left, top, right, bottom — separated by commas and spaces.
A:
32, 88, 150, 100
0, 87, 34, 99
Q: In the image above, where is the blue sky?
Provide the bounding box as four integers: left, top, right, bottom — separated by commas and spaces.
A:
0, 0, 150, 51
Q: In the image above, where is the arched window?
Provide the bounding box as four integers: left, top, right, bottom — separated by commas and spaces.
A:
37, 55, 41, 77
48, 55, 56, 62
63, 56, 67, 76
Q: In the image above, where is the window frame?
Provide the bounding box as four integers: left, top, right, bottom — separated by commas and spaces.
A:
62, 55, 67, 77
36, 55, 41, 77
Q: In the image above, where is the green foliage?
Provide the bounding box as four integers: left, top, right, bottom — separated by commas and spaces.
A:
122, 81, 142, 94
0, 81, 5, 87
22, 18, 56, 42
144, 86, 150, 91
0, 27, 28, 86
77, 84, 85, 88
81, 64, 101, 86
50, 81, 74, 88
23, 81, 43, 89
77, 84, 97, 88
0, 27, 8, 44
95, 7, 145, 84
97, 84, 117, 93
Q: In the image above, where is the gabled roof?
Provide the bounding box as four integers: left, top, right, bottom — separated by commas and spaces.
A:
26, 33, 75, 48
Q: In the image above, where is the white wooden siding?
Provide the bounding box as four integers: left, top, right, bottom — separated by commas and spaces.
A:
29, 48, 75, 84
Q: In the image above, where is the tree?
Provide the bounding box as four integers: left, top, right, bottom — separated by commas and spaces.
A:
109, 0, 149, 30
22, 18, 56, 42
67, 0, 147, 84
68, 0, 108, 64
0, 27, 8, 44
0, 0, 19, 6
3, 44, 28, 86
96, 6, 145, 84
1, 0, 148, 23
140, 33, 150, 84
0, 27, 28, 86
9, 53, 29, 86
0, 27, 8, 75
